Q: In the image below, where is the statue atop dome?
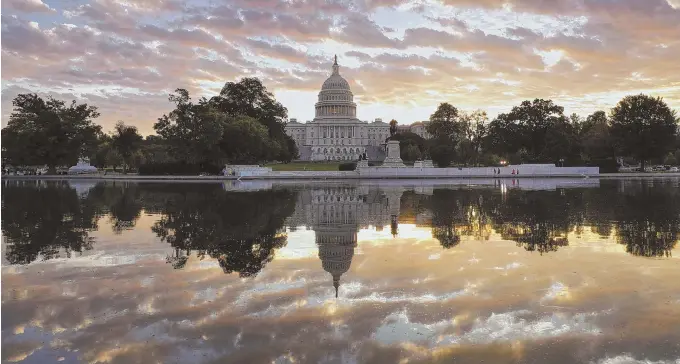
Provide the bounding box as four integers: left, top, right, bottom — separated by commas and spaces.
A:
332, 54, 340, 75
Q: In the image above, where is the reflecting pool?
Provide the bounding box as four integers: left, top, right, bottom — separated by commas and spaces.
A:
2, 178, 680, 364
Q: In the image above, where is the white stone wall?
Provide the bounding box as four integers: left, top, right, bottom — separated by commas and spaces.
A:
356, 165, 600, 177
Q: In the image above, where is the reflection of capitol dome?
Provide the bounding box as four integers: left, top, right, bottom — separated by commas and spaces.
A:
317, 230, 357, 298
282, 186, 406, 297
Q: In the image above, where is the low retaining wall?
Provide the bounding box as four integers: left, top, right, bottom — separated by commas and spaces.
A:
1, 165, 601, 181
357, 165, 599, 178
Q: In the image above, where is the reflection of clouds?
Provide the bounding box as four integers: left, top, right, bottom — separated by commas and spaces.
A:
541, 282, 572, 303
3, 198, 680, 363
593, 355, 680, 364
373, 308, 604, 349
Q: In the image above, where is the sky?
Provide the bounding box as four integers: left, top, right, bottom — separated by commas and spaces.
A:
2, 0, 680, 136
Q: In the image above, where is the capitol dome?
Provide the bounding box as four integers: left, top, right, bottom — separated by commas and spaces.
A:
322, 56, 351, 91
315, 55, 357, 119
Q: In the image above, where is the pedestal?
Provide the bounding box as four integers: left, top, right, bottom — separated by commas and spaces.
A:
381, 140, 406, 168
355, 159, 369, 169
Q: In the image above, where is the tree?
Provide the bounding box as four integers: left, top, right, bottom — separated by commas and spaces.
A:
389, 119, 398, 136
138, 135, 173, 165
663, 152, 678, 165
111, 121, 143, 173
459, 110, 488, 166
426, 103, 462, 141
610, 94, 679, 171
582, 110, 608, 134
154, 89, 227, 166
1, 94, 102, 173
90, 134, 113, 169
484, 99, 568, 163
429, 140, 456, 167
402, 144, 422, 162
581, 111, 614, 163
540, 119, 580, 164
388, 132, 426, 160
210, 77, 296, 161
220, 116, 275, 164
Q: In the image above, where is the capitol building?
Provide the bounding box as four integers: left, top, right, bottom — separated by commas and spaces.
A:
284, 56, 392, 161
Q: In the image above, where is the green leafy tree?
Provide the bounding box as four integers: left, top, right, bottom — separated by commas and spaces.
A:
540, 119, 580, 164
402, 144, 422, 162
663, 152, 678, 165
485, 99, 567, 163
91, 134, 113, 169
211, 77, 296, 161
459, 110, 488, 166
1, 94, 102, 174
388, 132, 427, 159
220, 116, 275, 164
610, 94, 679, 171
154, 89, 227, 166
111, 121, 143, 173
389, 119, 398, 136
139, 135, 173, 165
429, 140, 456, 167
426, 103, 462, 141
580, 111, 614, 163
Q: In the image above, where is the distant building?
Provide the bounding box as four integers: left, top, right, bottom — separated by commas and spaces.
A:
396, 121, 432, 139
284, 56, 390, 161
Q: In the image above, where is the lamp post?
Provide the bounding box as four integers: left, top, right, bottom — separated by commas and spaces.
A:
559, 158, 565, 167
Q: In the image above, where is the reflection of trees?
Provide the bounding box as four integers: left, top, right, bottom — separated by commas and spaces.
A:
1, 180, 101, 264
108, 183, 143, 234
423, 188, 581, 254
149, 185, 297, 276
420, 181, 679, 257
484, 189, 582, 254
427, 189, 495, 249
609, 180, 680, 257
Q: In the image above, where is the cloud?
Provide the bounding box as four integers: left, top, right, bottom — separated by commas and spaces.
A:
1, 0, 679, 132
1, 0, 54, 13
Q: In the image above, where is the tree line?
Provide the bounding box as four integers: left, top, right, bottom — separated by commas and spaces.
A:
1, 78, 298, 174
2, 79, 678, 173
389, 94, 679, 171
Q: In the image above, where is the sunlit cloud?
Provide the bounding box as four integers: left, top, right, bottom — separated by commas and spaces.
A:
2, 0, 679, 134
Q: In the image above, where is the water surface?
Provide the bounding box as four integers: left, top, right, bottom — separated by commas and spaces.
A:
2, 178, 680, 364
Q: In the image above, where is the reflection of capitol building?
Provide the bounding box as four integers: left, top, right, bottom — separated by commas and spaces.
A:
286, 185, 404, 296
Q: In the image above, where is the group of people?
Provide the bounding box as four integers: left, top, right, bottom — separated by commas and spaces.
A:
493, 168, 519, 175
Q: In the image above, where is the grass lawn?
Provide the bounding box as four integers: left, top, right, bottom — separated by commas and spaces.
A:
265, 162, 343, 171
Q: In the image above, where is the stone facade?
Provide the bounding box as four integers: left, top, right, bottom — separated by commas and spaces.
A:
285, 56, 390, 161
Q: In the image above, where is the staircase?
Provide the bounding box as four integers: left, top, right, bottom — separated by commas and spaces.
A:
297, 146, 312, 161
365, 145, 386, 162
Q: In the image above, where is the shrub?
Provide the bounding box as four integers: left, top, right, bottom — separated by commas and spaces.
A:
138, 161, 222, 175
429, 143, 455, 167
338, 162, 357, 171
586, 158, 619, 173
